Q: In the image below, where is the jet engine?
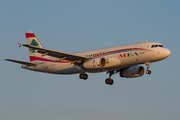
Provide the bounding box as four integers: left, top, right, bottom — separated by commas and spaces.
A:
120, 66, 145, 78
83, 57, 121, 69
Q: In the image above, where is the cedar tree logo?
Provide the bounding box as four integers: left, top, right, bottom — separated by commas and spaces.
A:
29, 39, 39, 53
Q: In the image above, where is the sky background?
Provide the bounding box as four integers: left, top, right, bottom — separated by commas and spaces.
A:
0, 0, 180, 120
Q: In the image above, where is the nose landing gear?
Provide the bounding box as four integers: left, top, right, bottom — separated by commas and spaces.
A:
145, 62, 151, 75
146, 70, 151, 74
105, 71, 114, 85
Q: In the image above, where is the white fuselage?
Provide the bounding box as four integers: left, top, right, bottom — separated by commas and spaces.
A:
22, 42, 171, 74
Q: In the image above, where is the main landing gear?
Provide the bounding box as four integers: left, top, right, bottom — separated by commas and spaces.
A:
105, 71, 114, 85
145, 62, 151, 75
79, 73, 88, 80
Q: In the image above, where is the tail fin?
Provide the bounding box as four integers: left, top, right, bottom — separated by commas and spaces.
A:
25, 31, 44, 61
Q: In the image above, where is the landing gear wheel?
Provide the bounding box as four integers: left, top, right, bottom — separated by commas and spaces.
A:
145, 62, 152, 75
79, 73, 88, 80
79, 73, 84, 79
105, 71, 115, 85
109, 79, 114, 85
105, 78, 110, 84
83, 74, 88, 80
105, 78, 114, 85
146, 70, 151, 75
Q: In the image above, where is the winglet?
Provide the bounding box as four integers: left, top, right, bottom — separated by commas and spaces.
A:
18, 42, 22, 48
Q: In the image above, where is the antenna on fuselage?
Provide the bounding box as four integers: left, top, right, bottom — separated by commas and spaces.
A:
146, 40, 147, 42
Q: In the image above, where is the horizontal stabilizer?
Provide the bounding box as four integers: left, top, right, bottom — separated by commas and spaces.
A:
5, 59, 37, 66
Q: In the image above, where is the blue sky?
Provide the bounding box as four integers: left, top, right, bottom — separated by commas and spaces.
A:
1, 0, 180, 120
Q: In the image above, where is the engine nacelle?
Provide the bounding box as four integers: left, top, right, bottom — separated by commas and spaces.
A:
120, 66, 145, 78
83, 57, 121, 69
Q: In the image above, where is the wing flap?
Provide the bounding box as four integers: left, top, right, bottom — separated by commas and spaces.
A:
5, 59, 37, 66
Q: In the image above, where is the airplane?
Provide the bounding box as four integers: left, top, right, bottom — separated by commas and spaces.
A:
5, 31, 171, 85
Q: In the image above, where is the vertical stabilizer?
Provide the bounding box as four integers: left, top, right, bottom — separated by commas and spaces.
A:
25, 31, 44, 61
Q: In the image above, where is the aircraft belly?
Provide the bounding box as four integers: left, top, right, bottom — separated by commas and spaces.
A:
85, 67, 122, 73
47, 63, 84, 74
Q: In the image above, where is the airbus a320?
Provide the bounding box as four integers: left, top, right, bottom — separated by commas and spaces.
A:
5, 31, 171, 85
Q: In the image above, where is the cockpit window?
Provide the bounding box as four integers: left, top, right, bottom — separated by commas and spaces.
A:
151, 44, 164, 48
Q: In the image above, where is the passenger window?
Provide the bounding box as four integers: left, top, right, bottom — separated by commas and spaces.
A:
155, 45, 158, 47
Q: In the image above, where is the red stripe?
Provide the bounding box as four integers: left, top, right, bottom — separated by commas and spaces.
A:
136, 48, 154, 52
25, 33, 36, 38
92, 48, 154, 57
29, 56, 70, 63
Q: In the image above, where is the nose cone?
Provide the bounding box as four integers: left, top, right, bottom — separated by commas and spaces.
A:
164, 48, 171, 58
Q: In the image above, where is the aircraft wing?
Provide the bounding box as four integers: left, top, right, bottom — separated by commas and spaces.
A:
22, 44, 88, 62
5, 59, 37, 66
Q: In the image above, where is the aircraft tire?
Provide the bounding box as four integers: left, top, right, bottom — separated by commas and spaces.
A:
105, 78, 110, 84
79, 73, 84, 79
109, 79, 114, 85
105, 78, 114, 85
83, 74, 88, 80
146, 70, 152, 75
